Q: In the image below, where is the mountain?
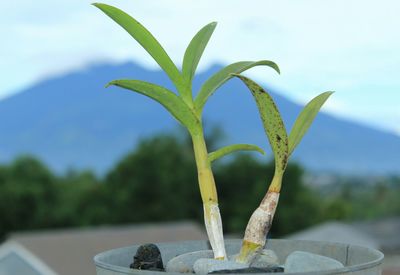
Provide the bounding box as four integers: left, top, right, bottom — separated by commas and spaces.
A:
0, 62, 399, 175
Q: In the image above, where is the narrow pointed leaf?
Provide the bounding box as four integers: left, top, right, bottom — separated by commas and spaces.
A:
182, 22, 217, 83
93, 3, 183, 89
233, 74, 288, 173
288, 91, 333, 156
195, 60, 280, 111
106, 80, 198, 129
208, 144, 265, 163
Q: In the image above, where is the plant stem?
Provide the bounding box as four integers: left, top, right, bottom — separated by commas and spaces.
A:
191, 128, 226, 259
236, 173, 282, 263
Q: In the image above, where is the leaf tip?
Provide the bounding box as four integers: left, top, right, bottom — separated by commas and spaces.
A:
255, 148, 265, 155
92, 2, 110, 12
322, 91, 335, 98
105, 81, 116, 88
247, 144, 265, 156
270, 62, 281, 74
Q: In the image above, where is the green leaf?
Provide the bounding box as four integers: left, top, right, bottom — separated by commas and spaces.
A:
194, 60, 280, 112
106, 80, 198, 129
93, 3, 182, 89
233, 74, 288, 173
182, 22, 217, 84
288, 91, 333, 156
208, 144, 265, 163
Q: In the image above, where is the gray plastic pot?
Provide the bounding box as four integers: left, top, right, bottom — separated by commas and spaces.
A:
94, 239, 384, 274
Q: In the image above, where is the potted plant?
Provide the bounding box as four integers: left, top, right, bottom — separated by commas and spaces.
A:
92, 3, 384, 274
232, 75, 333, 264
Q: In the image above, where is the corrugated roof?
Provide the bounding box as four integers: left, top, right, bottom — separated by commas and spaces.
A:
285, 221, 380, 249
352, 217, 400, 253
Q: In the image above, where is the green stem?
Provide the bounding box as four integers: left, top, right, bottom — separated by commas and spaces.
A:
192, 130, 217, 203
191, 127, 226, 259
268, 172, 283, 193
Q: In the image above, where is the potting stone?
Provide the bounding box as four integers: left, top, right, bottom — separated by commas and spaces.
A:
284, 251, 344, 273
229, 249, 279, 268
251, 249, 280, 268
209, 266, 284, 273
193, 258, 248, 274
130, 243, 164, 271
166, 250, 213, 273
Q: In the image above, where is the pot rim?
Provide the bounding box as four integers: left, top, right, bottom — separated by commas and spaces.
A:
94, 239, 384, 275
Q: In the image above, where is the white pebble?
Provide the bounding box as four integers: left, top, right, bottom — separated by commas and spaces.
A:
193, 258, 248, 274
285, 251, 344, 273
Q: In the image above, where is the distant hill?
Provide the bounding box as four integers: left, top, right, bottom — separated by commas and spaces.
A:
0, 62, 399, 175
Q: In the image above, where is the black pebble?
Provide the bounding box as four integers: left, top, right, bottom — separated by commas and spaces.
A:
209, 266, 284, 273
130, 243, 164, 271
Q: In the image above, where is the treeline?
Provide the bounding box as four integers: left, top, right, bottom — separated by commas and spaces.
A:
0, 133, 399, 241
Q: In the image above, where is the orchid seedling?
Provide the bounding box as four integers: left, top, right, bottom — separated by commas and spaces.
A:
93, 3, 279, 259
232, 74, 333, 263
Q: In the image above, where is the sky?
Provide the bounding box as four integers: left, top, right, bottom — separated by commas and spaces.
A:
1, 0, 399, 135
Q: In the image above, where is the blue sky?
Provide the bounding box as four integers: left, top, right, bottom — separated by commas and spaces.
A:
1, 0, 399, 135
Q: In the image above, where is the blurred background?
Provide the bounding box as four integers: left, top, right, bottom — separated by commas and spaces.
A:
0, 0, 399, 274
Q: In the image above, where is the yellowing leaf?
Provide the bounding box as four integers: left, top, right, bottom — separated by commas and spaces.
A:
233, 74, 288, 173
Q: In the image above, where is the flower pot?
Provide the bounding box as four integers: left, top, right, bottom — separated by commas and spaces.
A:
94, 239, 383, 274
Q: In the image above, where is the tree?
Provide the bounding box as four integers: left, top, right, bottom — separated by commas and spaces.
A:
105, 134, 200, 223
214, 154, 269, 233
0, 156, 57, 239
